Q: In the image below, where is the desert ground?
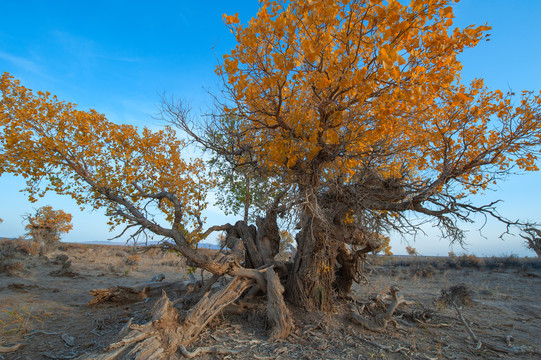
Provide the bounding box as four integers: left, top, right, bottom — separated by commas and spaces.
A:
1, 239, 540, 360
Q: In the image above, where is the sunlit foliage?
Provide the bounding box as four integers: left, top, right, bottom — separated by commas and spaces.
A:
0, 73, 214, 242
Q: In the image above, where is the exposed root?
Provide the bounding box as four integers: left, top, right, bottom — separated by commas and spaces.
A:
350, 286, 408, 332
78, 276, 254, 359
265, 267, 293, 340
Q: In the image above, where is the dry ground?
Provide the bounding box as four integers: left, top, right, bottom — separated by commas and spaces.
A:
1, 239, 540, 359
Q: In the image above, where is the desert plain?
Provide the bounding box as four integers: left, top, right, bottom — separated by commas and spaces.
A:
1, 239, 540, 360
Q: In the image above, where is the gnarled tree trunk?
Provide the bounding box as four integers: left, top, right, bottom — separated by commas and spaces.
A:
285, 210, 338, 311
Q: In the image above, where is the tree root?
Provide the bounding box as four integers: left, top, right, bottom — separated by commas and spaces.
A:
78, 276, 254, 359
265, 267, 293, 340
349, 286, 408, 332
80, 263, 295, 358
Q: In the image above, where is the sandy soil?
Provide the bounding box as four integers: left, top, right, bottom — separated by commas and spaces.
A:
1, 240, 540, 359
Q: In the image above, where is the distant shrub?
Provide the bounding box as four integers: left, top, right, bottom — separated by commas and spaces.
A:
24, 206, 73, 255
0, 238, 39, 257
410, 263, 436, 278
457, 254, 484, 268
405, 246, 418, 256
125, 254, 140, 266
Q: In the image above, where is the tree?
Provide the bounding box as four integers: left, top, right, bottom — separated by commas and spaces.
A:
1, 0, 541, 356
519, 224, 541, 257
24, 206, 73, 255
0, 72, 291, 356
405, 246, 418, 256
211, 0, 541, 309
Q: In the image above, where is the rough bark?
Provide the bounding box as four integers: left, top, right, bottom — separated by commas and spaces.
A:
227, 221, 263, 268
333, 243, 359, 296
78, 276, 254, 359
285, 213, 337, 311
255, 210, 281, 264
266, 268, 293, 340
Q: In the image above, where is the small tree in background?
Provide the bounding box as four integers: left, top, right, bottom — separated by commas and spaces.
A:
519, 224, 541, 258
24, 206, 73, 255
406, 246, 418, 256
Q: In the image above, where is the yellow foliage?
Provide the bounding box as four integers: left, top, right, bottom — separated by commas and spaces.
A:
24, 206, 73, 236
406, 246, 418, 256
217, 0, 541, 197
0, 73, 214, 236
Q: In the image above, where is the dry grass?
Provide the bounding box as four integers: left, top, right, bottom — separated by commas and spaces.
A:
0, 303, 43, 336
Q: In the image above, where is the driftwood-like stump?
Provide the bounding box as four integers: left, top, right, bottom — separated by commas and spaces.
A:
78, 276, 254, 359
266, 268, 293, 340
87, 281, 198, 306
350, 286, 408, 332
88, 286, 147, 306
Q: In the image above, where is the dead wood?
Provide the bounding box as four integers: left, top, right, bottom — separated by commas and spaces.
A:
265, 267, 293, 340
451, 301, 482, 349
78, 276, 254, 359
88, 286, 148, 306
0, 343, 23, 353
179, 345, 249, 358
350, 286, 408, 332
88, 281, 197, 306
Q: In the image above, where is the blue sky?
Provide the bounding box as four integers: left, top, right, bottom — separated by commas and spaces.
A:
0, 0, 540, 256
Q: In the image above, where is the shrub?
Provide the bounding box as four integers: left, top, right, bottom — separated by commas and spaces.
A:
24, 206, 73, 255
457, 254, 484, 268
125, 254, 140, 266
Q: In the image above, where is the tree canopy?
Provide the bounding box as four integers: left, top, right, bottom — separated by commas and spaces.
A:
210, 0, 541, 241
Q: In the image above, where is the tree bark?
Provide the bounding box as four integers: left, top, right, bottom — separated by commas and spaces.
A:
266, 268, 293, 340
333, 243, 359, 296
285, 212, 337, 311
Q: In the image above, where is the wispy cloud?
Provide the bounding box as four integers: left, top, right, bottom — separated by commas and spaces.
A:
51, 30, 141, 66
0, 50, 40, 73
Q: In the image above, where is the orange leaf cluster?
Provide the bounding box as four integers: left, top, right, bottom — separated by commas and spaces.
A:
0, 73, 214, 235
218, 0, 541, 198
24, 205, 73, 235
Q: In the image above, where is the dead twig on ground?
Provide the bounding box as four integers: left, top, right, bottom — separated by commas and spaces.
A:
349, 286, 410, 332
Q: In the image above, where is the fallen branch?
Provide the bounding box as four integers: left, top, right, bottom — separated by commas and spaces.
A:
355, 334, 410, 355
451, 301, 482, 349
88, 281, 197, 306
78, 276, 254, 359
350, 286, 408, 332
88, 286, 147, 306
